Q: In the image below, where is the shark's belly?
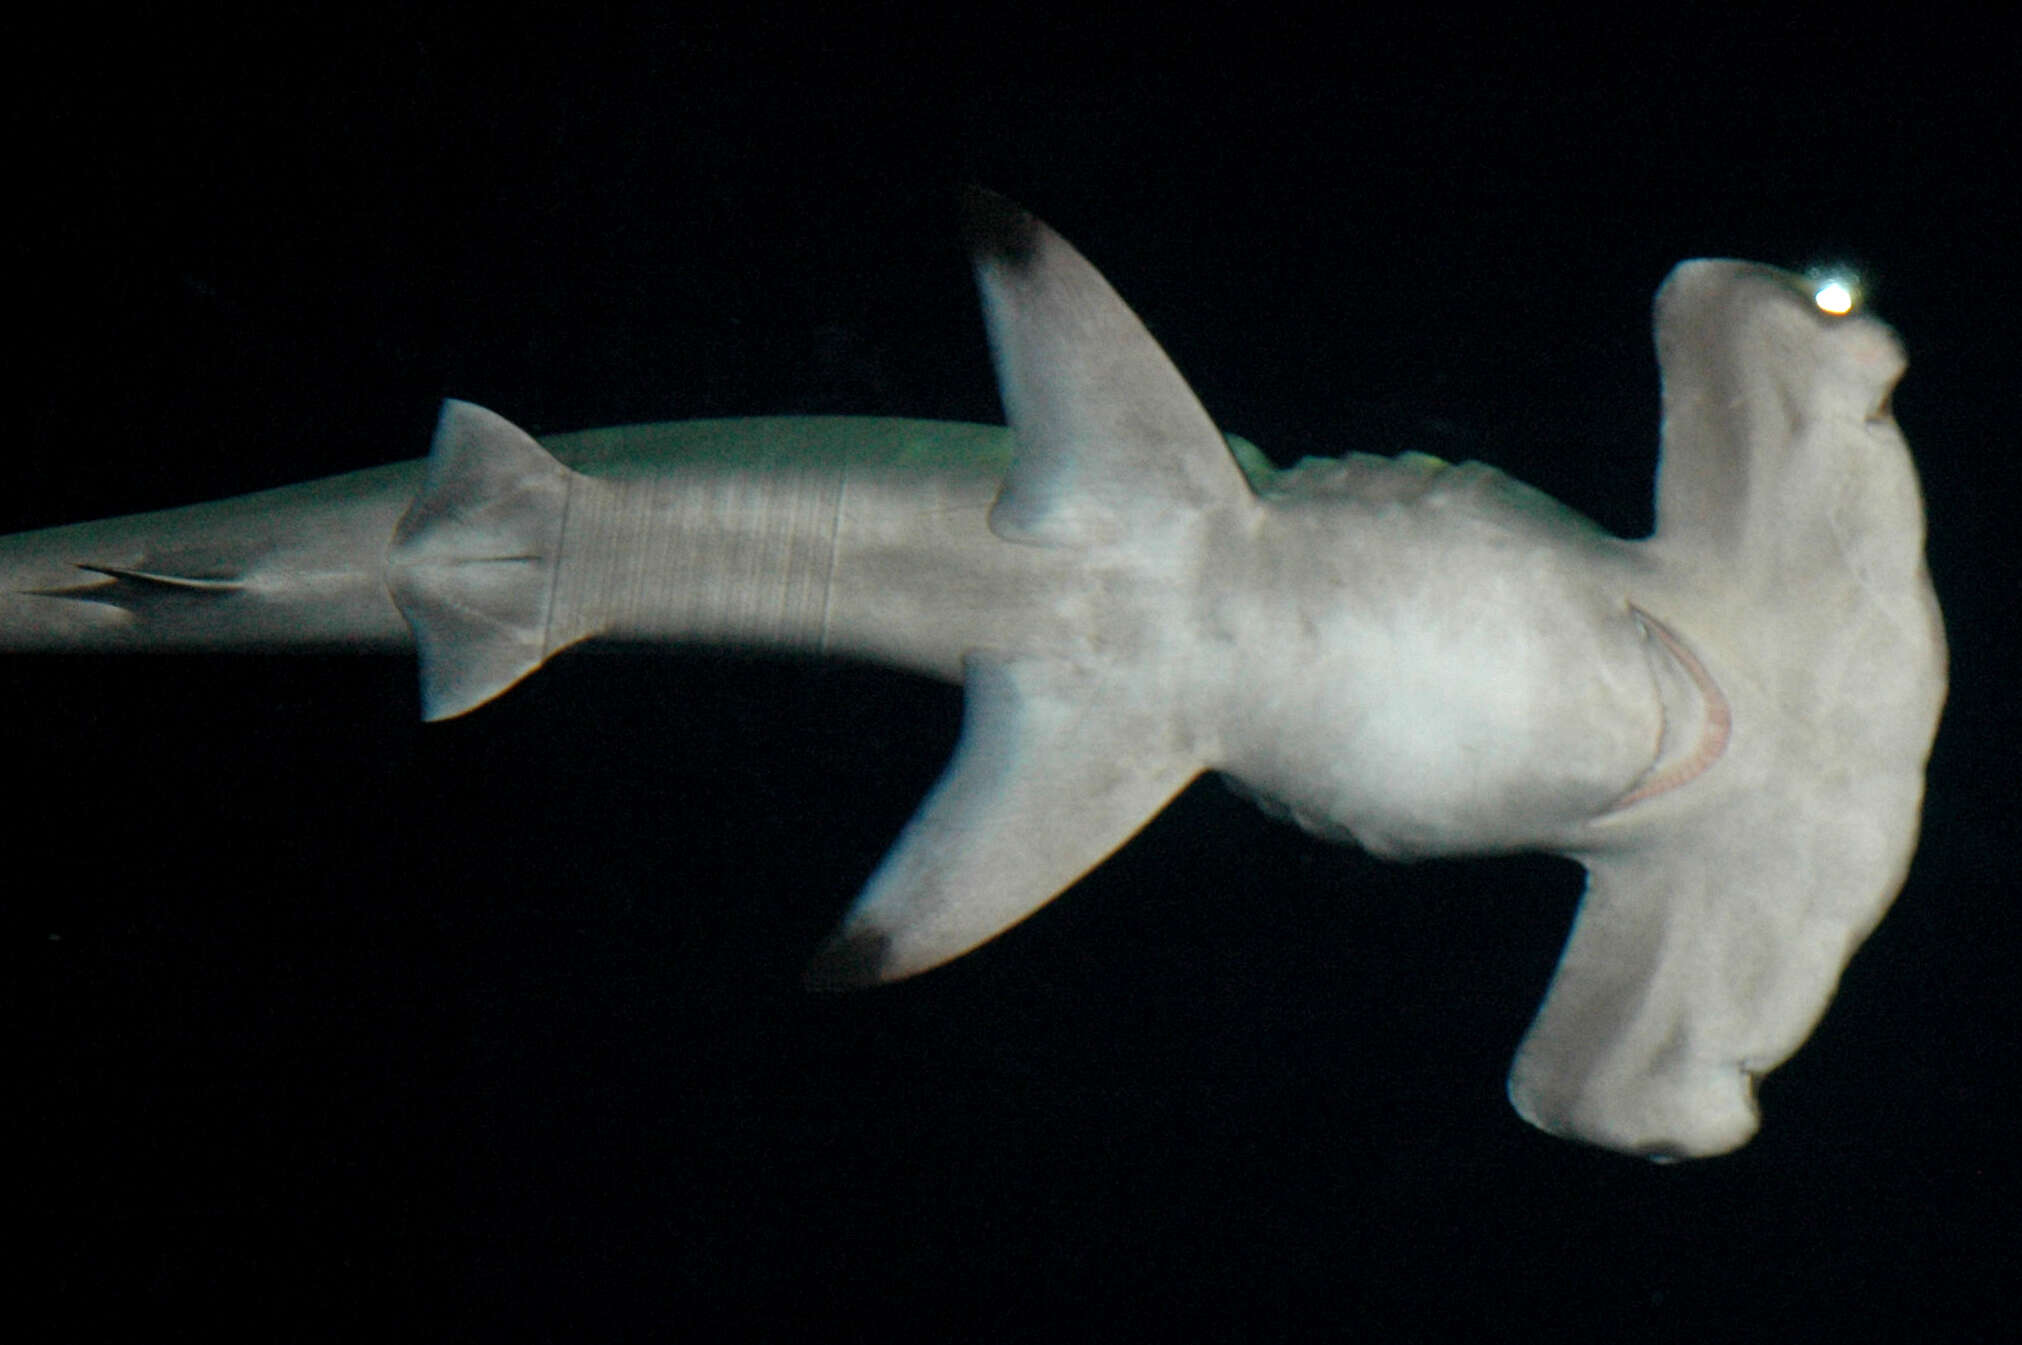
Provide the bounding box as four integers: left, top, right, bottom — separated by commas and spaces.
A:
1209, 469, 1660, 859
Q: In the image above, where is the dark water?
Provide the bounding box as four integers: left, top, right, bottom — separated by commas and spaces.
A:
19, 15, 2012, 1338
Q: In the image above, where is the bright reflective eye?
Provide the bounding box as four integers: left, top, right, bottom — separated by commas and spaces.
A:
1813, 280, 1854, 315
1804, 266, 1864, 316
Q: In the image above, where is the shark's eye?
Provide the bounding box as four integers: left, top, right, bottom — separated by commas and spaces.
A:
1813, 279, 1855, 315
1805, 268, 1863, 316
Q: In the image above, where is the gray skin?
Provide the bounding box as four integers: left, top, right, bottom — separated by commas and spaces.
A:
0, 193, 1943, 1159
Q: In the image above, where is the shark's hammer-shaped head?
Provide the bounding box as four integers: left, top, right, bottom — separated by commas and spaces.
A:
1507, 261, 1945, 1157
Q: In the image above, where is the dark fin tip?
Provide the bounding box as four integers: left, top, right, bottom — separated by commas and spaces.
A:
962, 186, 1040, 267
802, 926, 895, 993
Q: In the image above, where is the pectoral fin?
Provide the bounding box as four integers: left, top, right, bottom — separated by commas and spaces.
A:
966, 188, 1255, 547
806, 657, 1201, 987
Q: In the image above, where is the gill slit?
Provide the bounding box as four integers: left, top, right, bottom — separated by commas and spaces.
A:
1608, 604, 1732, 811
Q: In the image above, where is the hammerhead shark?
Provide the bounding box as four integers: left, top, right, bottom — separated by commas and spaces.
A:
4, 193, 1944, 1158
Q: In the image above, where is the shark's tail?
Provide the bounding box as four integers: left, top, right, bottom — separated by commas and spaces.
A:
0, 458, 422, 655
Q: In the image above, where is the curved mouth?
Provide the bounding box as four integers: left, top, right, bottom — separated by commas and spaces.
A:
1607, 605, 1732, 812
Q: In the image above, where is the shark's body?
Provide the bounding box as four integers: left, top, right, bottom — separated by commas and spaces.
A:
5, 196, 1944, 1158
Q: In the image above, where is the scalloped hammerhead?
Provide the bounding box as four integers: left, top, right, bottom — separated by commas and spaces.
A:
4, 192, 1944, 1158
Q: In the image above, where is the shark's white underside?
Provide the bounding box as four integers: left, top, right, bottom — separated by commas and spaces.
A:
2, 193, 1945, 1159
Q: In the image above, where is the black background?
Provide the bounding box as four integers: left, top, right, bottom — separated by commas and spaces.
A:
18, 13, 2014, 1338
